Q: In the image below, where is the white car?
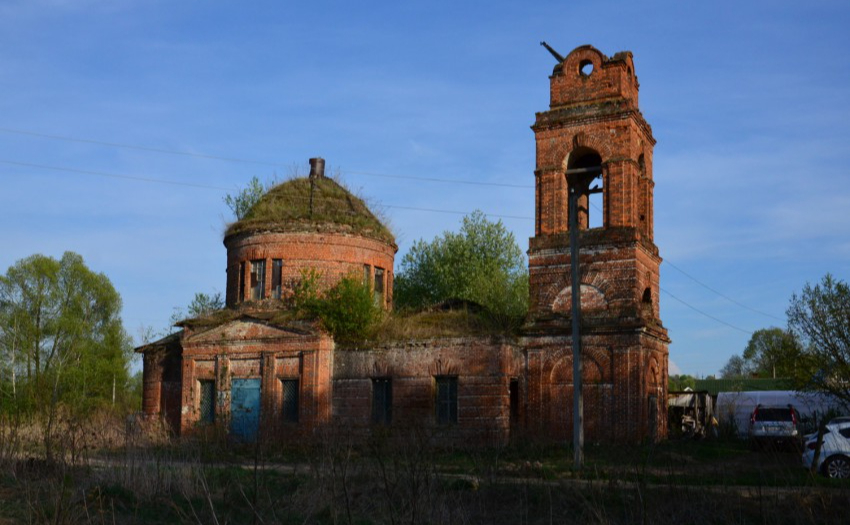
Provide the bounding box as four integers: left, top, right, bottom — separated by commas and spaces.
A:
802, 419, 850, 478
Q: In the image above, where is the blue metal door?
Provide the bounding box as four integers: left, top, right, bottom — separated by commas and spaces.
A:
230, 378, 261, 442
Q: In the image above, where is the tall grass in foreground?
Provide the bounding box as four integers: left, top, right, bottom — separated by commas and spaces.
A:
1, 414, 848, 524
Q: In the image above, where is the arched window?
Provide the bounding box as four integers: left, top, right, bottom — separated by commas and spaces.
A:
566, 148, 603, 230
641, 287, 653, 317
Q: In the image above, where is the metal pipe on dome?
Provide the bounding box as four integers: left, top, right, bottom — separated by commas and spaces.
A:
309, 157, 325, 178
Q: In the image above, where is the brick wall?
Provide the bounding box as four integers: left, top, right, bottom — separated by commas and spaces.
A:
173, 318, 334, 438
332, 339, 523, 446
224, 231, 396, 309
527, 45, 669, 442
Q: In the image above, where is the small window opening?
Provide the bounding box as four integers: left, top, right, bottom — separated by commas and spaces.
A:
641, 288, 653, 317
372, 378, 392, 425
250, 259, 266, 300
374, 267, 385, 306
281, 379, 299, 423
435, 376, 458, 424
238, 262, 246, 302
579, 59, 594, 77
199, 380, 215, 424
271, 259, 283, 299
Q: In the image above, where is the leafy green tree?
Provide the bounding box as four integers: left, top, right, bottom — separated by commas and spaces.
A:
0, 252, 133, 420
224, 176, 267, 220
394, 210, 528, 329
316, 276, 382, 346
287, 269, 381, 345
719, 328, 803, 379
719, 354, 753, 379
787, 274, 850, 407
669, 374, 696, 391
742, 327, 803, 379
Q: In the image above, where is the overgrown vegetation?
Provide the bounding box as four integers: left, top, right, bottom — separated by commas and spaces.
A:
0, 252, 136, 452
394, 210, 529, 332
787, 274, 850, 408
290, 269, 383, 345
223, 175, 267, 220
715, 274, 850, 410
720, 327, 804, 379
224, 175, 394, 243
1, 419, 848, 524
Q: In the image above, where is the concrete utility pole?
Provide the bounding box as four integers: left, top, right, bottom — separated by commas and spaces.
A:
566, 165, 602, 470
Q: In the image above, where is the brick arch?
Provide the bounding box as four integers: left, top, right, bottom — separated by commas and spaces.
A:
550, 269, 613, 314
547, 348, 609, 384
429, 358, 461, 377
646, 355, 661, 390
552, 284, 608, 314
371, 361, 394, 378
561, 133, 615, 167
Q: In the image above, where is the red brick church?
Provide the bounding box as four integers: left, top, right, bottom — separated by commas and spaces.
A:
137, 45, 669, 444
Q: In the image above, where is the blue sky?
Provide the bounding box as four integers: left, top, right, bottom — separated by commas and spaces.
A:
1, 0, 848, 377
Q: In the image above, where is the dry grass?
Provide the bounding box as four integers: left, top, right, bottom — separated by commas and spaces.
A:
2, 415, 850, 524
371, 309, 513, 344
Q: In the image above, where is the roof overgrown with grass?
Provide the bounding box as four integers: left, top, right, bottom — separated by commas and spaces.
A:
174, 303, 314, 333
224, 176, 394, 244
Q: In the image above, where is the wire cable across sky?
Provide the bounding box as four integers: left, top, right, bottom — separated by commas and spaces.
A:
0, 124, 768, 336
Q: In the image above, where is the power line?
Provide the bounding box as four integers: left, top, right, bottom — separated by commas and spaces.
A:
660, 286, 753, 335
1, 125, 772, 334
0, 158, 533, 221
0, 126, 282, 168
0, 159, 232, 191
383, 204, 532, 221
662, 259, 783, 321
0, 125, 533, 189
345, 169, 532, 189
588, 199, 780, 324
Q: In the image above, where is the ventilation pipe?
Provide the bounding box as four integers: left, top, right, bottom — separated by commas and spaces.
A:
309, 157, 325, 179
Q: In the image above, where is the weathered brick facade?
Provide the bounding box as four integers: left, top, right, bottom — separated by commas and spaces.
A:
526, 45, 669, 441
137, 44, 669, 444
224, 231, 395, 309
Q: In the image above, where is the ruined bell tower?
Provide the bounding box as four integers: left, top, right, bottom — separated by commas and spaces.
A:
525, 45, 669, 442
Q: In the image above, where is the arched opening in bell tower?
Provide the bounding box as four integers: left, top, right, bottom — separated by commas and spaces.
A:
566, 148, 603, 230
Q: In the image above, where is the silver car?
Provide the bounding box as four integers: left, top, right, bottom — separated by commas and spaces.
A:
748, 404, 801, 450
802, 419, 850, 478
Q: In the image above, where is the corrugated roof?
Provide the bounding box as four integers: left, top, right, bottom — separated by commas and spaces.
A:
694, 378, 793, 397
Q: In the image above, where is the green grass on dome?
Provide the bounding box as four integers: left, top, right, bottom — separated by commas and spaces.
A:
224, 176, 395, 244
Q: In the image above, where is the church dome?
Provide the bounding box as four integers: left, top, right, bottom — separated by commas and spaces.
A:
223, 158, 396, 309
224, 161, 394, 245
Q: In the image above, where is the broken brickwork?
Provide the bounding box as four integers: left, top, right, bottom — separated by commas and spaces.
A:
527, 45, 669, 440
137, 44, 669, 444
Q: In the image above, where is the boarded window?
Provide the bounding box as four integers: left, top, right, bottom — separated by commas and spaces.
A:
372, 378, 392, 425
435, 376, 458, 424
281, 379, 299, 423
238, 262, 246, 302
250, 259, 266, 300
271, 259, 283, 299
374, 267, 385, 305
199, 380, 215, 424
